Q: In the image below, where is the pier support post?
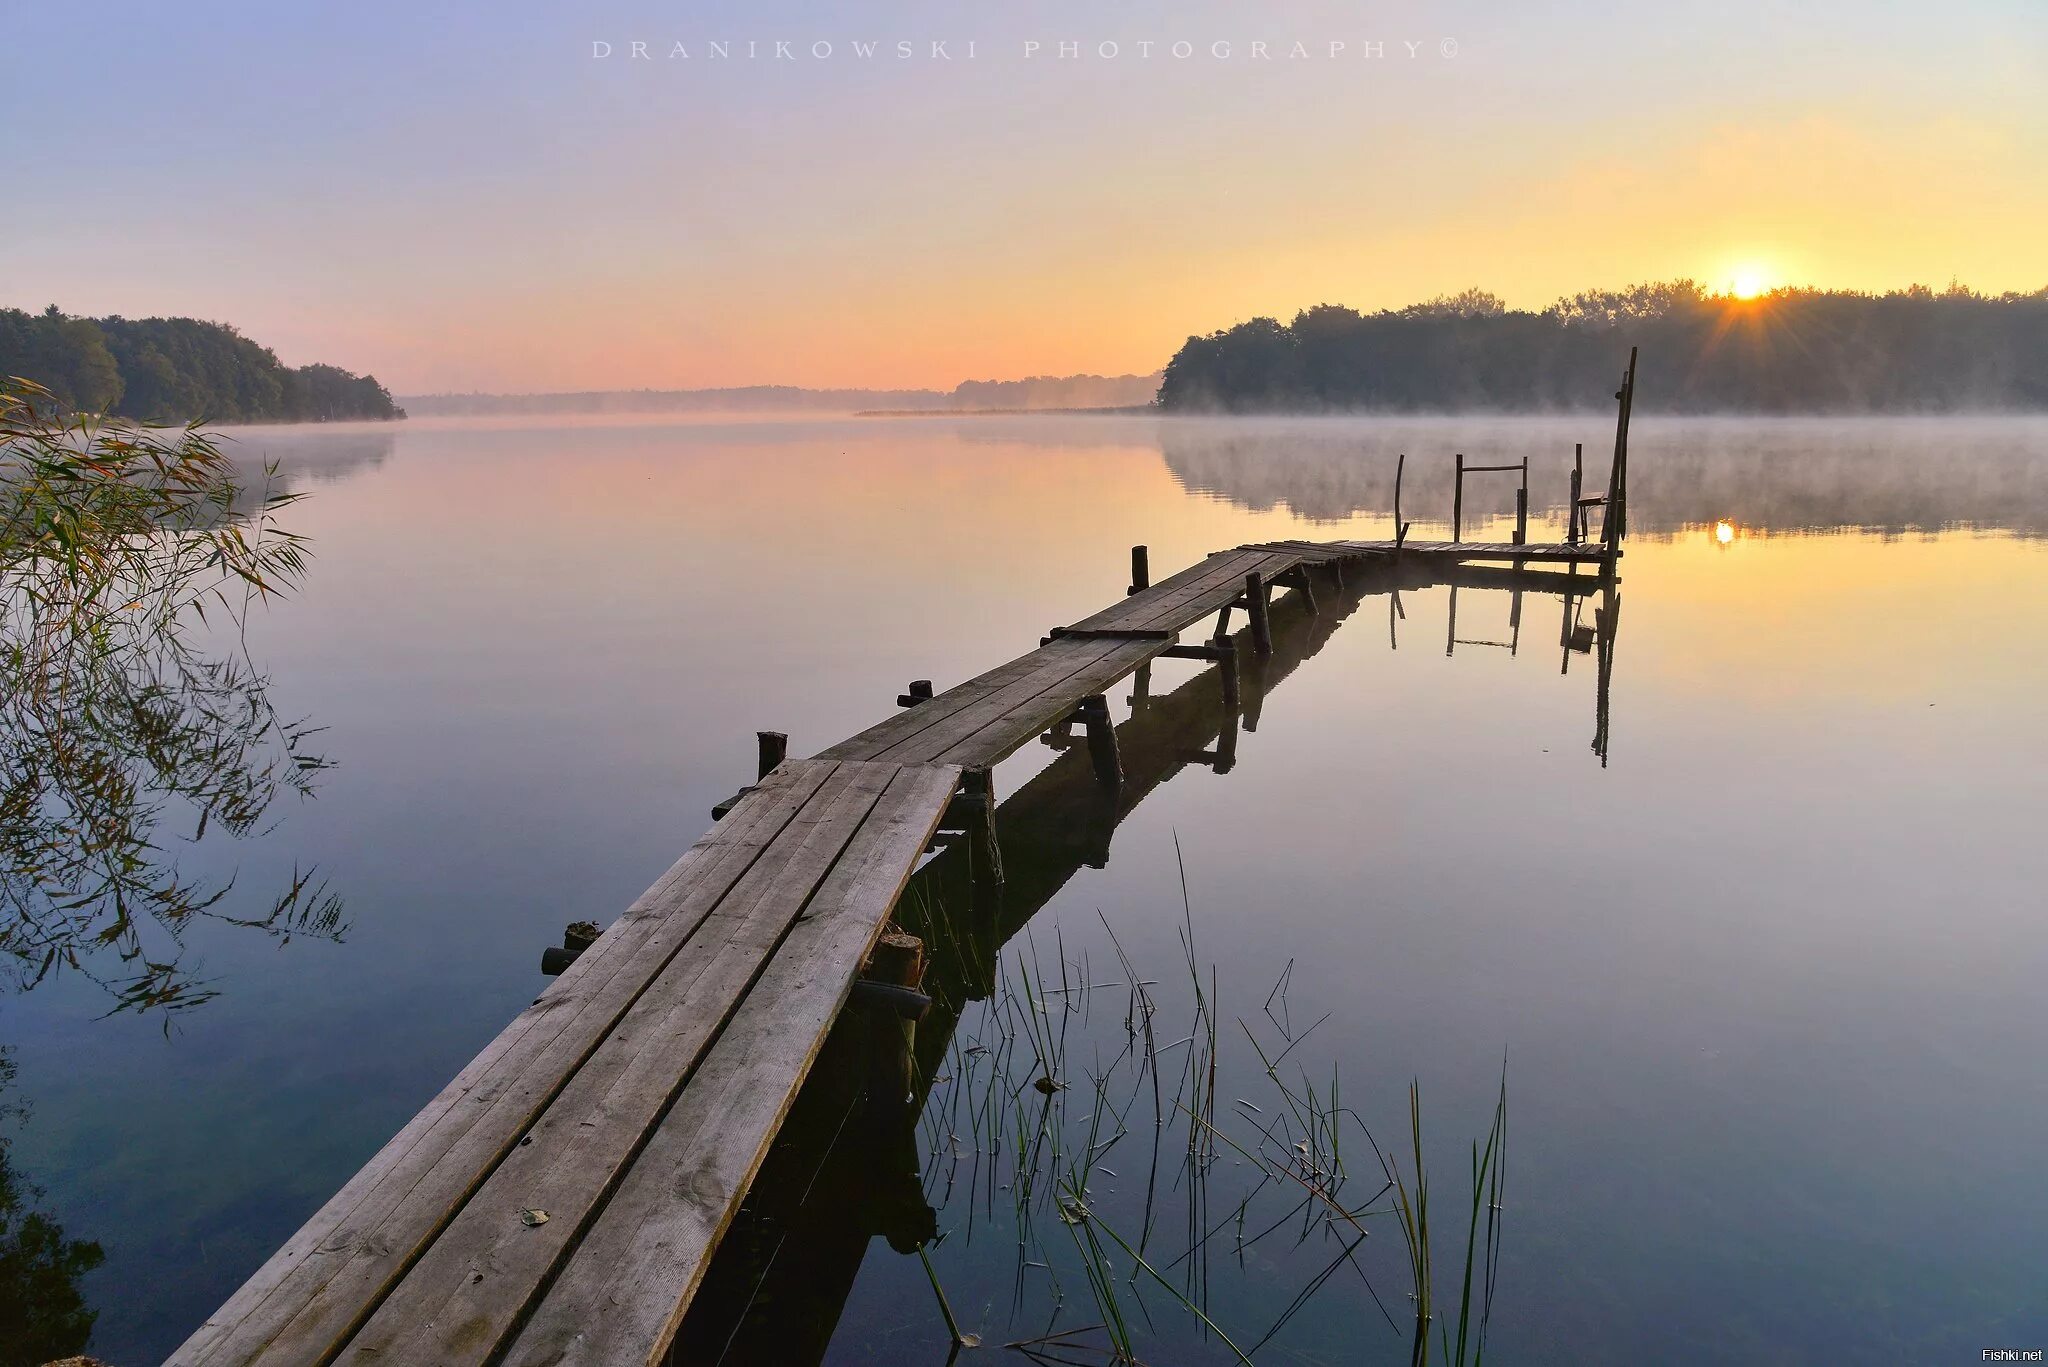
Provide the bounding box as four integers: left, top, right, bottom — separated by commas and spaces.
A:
896, 679, 935, 707
1603, 347, 1637, 574
1284, 566, 1319, 616
1128, 544, 1150, 595
1217, 636, 1240, 712
1569, 444, 1584, 544
756, 731, 788, 780
961, 766, 1003, 889
1514, 458, 1529, 546
861, 929, 926, 1108
539, 920, 601, 976
1211, 603, 1232, 643
1394, 452, 1406, 549
1453, 453, 1465, 542
1078, 694, 1122, 789
1245, 571, 1272, 656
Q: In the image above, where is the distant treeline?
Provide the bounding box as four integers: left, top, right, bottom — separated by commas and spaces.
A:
948, 372, 1160, 410
0, 306, 404, 423
1158, 283, 2048, 413
403, 372, 1162, 416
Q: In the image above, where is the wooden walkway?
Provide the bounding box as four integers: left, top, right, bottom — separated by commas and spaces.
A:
168, 537, 1617, 1367
177, 354, 1640, 1364
176, 507, 1628, 1367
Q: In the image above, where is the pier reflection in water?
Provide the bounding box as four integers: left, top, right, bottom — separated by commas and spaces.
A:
677, 557, 1620, 1366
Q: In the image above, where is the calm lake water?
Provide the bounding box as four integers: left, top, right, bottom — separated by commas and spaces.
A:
7, 413, 2047, 1365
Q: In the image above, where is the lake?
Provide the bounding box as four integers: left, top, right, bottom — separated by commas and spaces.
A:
6, 412, 2046, 1365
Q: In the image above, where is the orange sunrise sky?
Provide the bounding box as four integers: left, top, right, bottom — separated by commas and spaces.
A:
4, 0, 2043, 393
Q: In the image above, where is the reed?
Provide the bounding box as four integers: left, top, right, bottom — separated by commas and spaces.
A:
905, 846, 1512, 1365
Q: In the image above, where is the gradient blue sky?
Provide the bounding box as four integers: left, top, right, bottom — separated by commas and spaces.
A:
4, 0, 2042, 392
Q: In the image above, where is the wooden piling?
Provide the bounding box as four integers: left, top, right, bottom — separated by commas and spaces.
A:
1453, 453, 1465, 542
1603, 347, 1637, 569
1245, 571, 1272, 656
862, 929, 926, 1105
960, 766, 1002, 888
1515, 457, 1530, 546
1128, 544, 1150, 595
1079, 694, 1121, 788
1394, 452, 1407, 549
1285, 566, 1319, 616
1569, 443, 1584, 544
757, 731, 788, 780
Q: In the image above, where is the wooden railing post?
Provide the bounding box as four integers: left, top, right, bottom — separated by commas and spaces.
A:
1128, 544, 1149, 595
1514, 457, 1529, 545
1394, 452, 1408, 549
1569, 443, 1584, 543
1453, 453, 1465, 542
1603, 347, 1637, 569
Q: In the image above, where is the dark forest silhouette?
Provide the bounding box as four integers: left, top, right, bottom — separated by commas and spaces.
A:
1158, 282, 2048, 413
0, 307, 403, 423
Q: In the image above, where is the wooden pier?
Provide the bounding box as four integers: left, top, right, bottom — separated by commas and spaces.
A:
173, 357, 1635, 1367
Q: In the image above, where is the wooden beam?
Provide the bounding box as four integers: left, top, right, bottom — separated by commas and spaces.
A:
1245, 571, 1272, 656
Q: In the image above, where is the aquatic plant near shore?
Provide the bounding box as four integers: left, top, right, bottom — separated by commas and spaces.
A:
0, 376, 343, 1016
908, 851, 1510, 1365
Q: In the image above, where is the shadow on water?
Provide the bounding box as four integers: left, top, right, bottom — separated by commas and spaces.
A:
674, 558, 1619, 1366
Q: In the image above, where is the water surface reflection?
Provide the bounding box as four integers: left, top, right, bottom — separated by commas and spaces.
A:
10, 413, 2043, 1364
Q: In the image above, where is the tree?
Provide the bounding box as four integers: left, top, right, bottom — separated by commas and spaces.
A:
0, 308, 404, 422
0, 308, 122, 413
1156, 282, 2048, 412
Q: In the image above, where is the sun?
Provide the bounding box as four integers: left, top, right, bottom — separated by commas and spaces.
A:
1728, 266, 1772, 300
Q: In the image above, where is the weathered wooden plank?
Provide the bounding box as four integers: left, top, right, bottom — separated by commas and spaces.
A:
868, 637, 1140, 765
1070, 547, 1274, 633
499, 763, 964, 1367
819, 624, 1120, 761
332, 762, 910, 1366
167, 762, 843, 1367
828, 549, 1279, 766
1123, 554, 1297, 638
928, 638, 1162, 767
1333, 539, 1608, 563
875, 551, 1300, 767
